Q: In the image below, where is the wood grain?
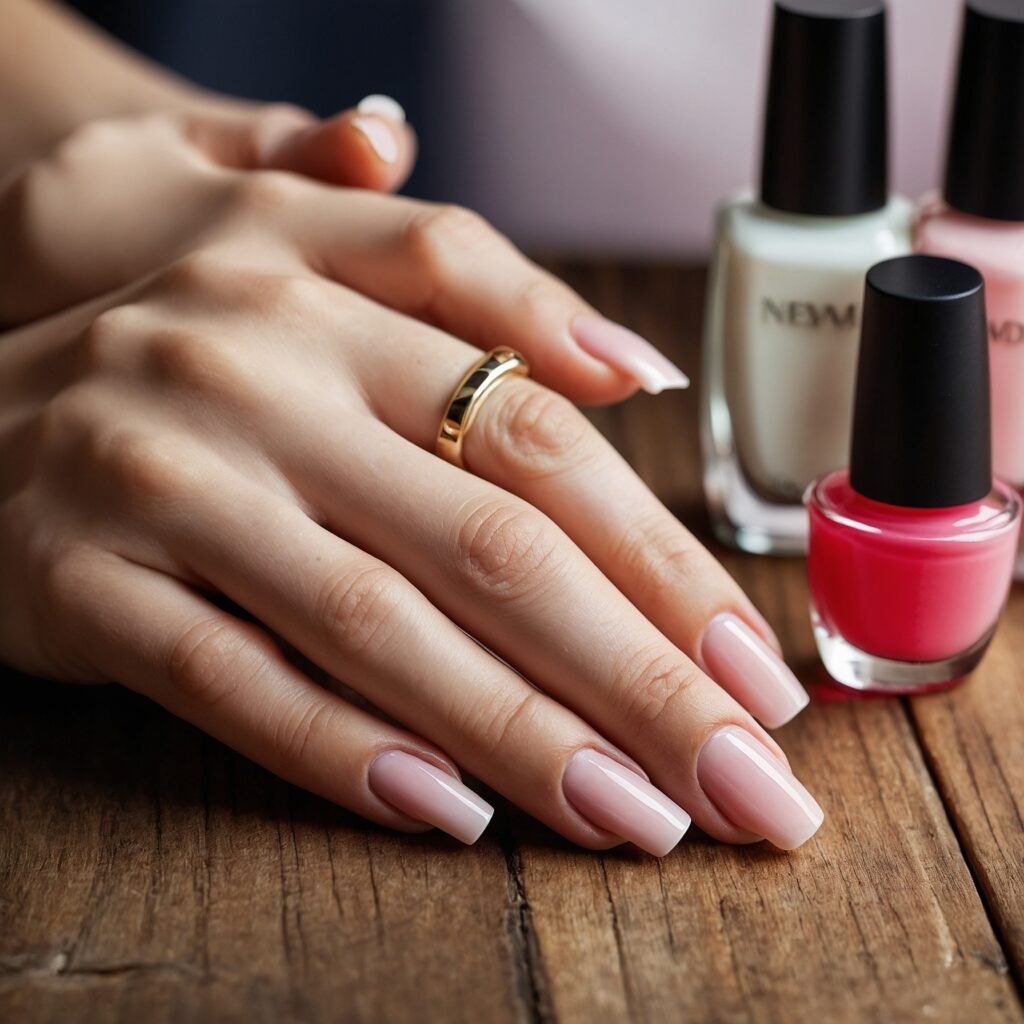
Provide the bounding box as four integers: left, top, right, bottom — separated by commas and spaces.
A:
1, 264, 1022, 1023
909, 585, 1024, 980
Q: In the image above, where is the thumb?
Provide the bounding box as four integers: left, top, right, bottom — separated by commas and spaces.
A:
186, 96, 417, 192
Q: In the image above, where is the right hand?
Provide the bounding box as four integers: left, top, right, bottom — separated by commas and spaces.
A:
0, 117, 822, 856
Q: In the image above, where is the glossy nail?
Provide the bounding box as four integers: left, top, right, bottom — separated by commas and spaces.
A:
570, 314, 690, 395
698, 726, 823, 850
563, 749, 690, 856
351, 116, 400, 163
701, 613, 809, 728
357, 93, 407, 123
368, 750, 493, 844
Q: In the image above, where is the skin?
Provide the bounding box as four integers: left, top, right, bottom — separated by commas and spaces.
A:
0, 2, 805, 849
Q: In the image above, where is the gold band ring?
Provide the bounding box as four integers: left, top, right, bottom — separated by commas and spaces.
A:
435, 347, 530, 468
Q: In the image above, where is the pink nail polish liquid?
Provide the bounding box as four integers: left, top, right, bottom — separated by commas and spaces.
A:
913, 1, 1024, 579
807, 256, 1021, 693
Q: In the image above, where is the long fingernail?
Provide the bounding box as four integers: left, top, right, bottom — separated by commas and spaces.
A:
570, 314, 690, 395
701, 613, 809, 728
350, 115, 401, 164
563, 749, 690, 856
368, 751, 493, 844
357, 93, 407, 123
697, 727, 823, 850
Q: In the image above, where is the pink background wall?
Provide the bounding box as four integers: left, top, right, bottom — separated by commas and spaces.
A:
436, 0, 962, 256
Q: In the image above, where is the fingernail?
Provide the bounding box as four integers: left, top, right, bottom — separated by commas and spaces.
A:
368, 750, 493, 844
745, 605, 784, 656
351, 116, 400, 163
701, 613, 810, 728
570, 314, 690, 395
562, 749, 690, 856
698, 727, 823, 850
357, 93, 407, 123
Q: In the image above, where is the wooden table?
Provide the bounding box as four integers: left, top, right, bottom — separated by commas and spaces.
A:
1, 264, 1022, 1024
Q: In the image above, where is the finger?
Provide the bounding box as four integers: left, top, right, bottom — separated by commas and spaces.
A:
260, 99, 416, 193
186, 98, 416, 192
337, 304, 804, 729
277, 406, 823, 850
464, 378, 809, 727
286, 189, 687, 404
156, 475, 691, 857
64, 548, 493, 844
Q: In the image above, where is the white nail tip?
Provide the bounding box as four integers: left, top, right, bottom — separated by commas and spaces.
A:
357, 94, 407, 123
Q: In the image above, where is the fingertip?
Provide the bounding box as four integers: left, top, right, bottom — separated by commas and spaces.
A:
259, 110, 415, 191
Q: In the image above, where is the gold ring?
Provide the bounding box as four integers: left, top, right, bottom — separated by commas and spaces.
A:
436, 347, 530, 468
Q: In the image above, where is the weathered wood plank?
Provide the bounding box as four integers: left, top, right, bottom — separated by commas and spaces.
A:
909, 584, 1024, 982
0, 681, 528, 1024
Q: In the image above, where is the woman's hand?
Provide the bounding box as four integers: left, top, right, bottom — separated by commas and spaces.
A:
0, 123, 822, 855
0, 101, 415, 326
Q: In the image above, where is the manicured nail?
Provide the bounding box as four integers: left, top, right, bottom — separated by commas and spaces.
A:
562, 749, 690, 856
357, 93, 407, 123
701, 613, 810, 728
368, 751, 493, 844
570, 314, 690, 394
698, 727, 823, 850
350, 115, 401, 164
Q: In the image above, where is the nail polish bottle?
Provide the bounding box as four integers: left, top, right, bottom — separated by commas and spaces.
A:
702, 0, 912, 555
807, 256, 1021, 694
914, 0, 1024, 578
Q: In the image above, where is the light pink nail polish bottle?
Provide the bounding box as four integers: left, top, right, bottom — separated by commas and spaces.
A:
807, 256, 1021, 694
914, 0, 1024, 577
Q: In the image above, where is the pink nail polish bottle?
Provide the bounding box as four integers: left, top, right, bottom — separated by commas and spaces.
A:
914, 1, 1024, 578
807, 256, 1021, 694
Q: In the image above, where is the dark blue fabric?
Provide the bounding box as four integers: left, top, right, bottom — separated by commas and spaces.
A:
66, 0, 442, 198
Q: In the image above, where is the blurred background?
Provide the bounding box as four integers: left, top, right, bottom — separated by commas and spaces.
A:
69, 0, 964, 256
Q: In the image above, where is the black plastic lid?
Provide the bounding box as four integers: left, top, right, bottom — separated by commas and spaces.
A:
943, 1, 1024, 221
849, 256, 991, 508
760, 0, 888, 216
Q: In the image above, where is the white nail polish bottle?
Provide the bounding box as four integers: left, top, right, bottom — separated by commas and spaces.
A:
701, 0, 912, 555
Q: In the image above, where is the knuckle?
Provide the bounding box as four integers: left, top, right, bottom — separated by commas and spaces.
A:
404, 203, 495, 271
460, 689, 546, 762
35, 386, 106, 459
482, 382, 594, 479
167, 617, 261, 707
36, 542, 96, 622
76, 304, 144, 372
230, 169, 301, 215
315, 564, 407, 656
144, 327, 252, 405
248, 271, 324, 316
515, 273, 574, 324
615, 648, 703, 732
271, 699, 340, 765
454, 500, 565, 599
609, 512, 703, 605
95, 428, 196, 504
52, 119, 122, 164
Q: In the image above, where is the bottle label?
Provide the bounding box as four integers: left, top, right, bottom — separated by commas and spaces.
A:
760, 299, 858, 330
724, 255, 864, 501
989, 319, 1024, 345
984, 279, 1024, 485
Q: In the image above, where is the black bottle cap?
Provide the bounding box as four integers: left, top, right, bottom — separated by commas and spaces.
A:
849, 256, 991, 508
760, 0, 888, 216
943, 1, 1024, 221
